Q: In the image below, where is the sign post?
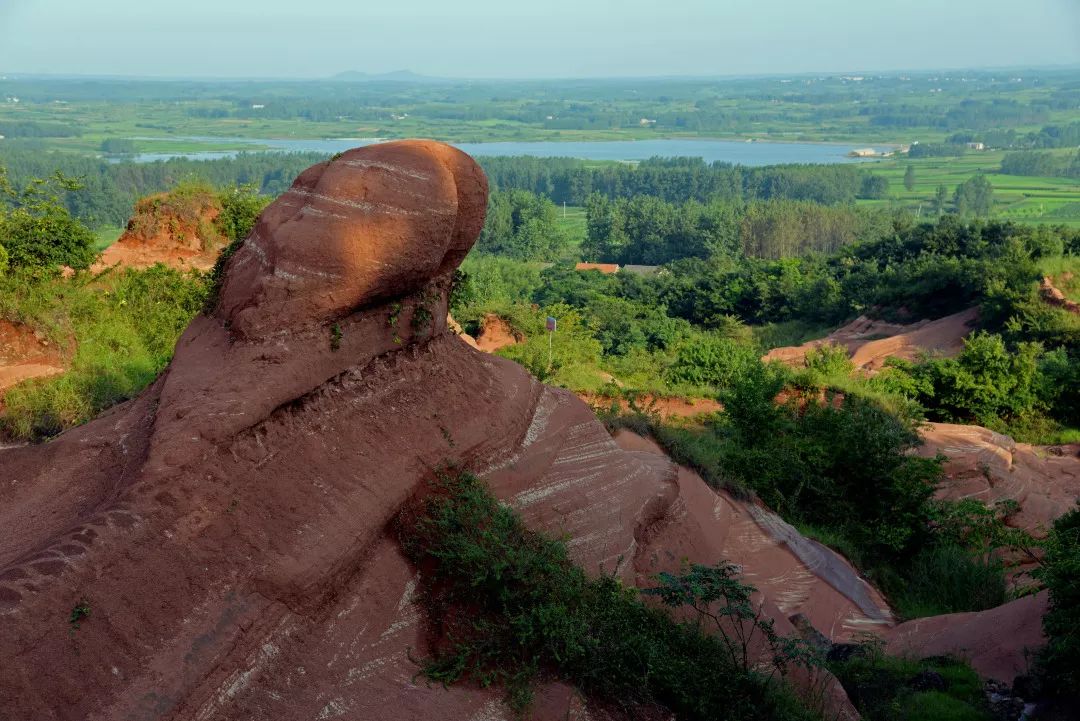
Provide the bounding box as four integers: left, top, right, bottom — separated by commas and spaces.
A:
545, 316, 557, 371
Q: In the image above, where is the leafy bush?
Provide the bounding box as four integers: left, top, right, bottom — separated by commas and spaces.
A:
0, 169, 97, 271
214, 184, 269, 242
1036, 505, 1080, 698
665, 334, 760, 389
398, 468, 819, 720
803, 342, 855, 379
715, 362, 942, 560
892, 544, 1006, 619
829, 646, 992, 721
881, 332, 1046, 425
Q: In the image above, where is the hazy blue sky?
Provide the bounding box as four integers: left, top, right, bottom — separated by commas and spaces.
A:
1, 0, 1077, 79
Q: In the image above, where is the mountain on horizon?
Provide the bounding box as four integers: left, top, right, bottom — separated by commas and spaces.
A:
330, 69, 449, 83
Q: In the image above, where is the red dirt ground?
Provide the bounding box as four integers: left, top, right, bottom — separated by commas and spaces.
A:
473, 312, 523, 352
0, 319, 65, 397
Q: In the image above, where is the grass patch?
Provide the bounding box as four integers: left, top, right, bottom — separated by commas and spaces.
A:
752, 319, 838, 351
829, 647, 992, 721
890, 544, 1007, 620
397, 468, 821, 720
0, 266, 207, 440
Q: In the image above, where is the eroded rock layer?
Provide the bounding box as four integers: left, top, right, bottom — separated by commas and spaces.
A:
918, 422, 1080, 535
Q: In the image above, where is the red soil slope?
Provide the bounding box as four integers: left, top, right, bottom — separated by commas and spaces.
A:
94, 192, 226, 272
0, 319, 65, 396
578, 392, 722, 419
764, 307, 979, 372
474, 312, 522, 352
0, 142, 867, 720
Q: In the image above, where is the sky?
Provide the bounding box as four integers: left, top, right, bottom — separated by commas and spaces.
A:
1, 0, 1078, 79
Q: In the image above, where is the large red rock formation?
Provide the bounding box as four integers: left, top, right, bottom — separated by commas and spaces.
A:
0, 141, 1021, 720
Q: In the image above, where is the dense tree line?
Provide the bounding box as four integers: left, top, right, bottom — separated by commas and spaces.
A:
518, 216, 1078, 333
867, 98, 1050, 131
1001, 150, 1080, 179
0, 147, 323, 226
478, 156, 889, 206
581, 195, 897, 265
0, 121, 82, 138
476, 189, 566, 261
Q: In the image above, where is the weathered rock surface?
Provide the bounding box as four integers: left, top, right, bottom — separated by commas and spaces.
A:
764, 307, 978, 372
886, 592, 1048, 683
917, 422, 1080, 535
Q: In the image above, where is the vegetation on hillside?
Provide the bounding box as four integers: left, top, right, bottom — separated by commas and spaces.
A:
1036, 505, 1080, 702
398, 468, 822, 720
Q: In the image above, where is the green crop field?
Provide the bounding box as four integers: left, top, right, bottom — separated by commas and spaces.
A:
859, 150, 1080, 225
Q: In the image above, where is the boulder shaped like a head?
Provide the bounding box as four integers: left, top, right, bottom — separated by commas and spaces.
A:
215, 140, 488, 339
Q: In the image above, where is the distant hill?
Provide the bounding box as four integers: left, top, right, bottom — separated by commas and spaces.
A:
329, 69, 449, 83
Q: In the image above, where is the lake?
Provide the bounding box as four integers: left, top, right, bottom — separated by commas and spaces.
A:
123, 136, 891, 165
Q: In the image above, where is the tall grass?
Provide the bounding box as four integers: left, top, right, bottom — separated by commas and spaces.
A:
0, 266, 207, 440
891, 544, 1007, 619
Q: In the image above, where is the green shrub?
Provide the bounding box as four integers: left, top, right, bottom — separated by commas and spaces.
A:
830, 647, 992, 721
665, 334, 760, 389
399, 469, 819, 721
1036, 505, 1080, 697
214, 184, 269, 243
804, 342, 853, 372
0, 169, 96, 271
716, 362, 941, 560
892, 544, 1006, 619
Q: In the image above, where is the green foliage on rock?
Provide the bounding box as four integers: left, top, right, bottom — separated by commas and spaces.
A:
214, 184, 269, 243
399, 468, 820, 721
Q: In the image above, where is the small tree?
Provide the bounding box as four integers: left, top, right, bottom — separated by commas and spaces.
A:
903, 165, 916, 192
643, 561, 818, 677
933, 184, 949, 216
1037, 505, 1080, 697
0, 167, 96, 271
